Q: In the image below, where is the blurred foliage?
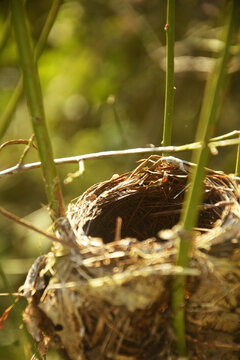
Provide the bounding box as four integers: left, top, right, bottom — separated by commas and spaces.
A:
0, 0, 239, 358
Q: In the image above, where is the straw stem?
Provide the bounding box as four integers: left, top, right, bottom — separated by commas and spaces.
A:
162, 0, 175, 152
235, 143, 240, 176
171, 0, 237, 355
0, 0, 62, 140
10, 0, 65, 221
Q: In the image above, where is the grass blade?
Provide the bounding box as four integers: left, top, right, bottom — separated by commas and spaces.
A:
10, 0, 65, 220
235, 143, 240, 176
0, 0, 62, 140
171, 0, 237, 355
162, 0, 175, 152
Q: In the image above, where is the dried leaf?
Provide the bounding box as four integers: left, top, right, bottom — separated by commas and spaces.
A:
0, 303, 14, 330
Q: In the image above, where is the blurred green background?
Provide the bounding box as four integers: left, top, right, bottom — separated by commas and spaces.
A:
0, 0, 239, 358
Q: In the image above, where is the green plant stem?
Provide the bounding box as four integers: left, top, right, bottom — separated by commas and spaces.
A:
0, 12, 11, 53
235, 143, 240, 176
18, 134, 35, 165
34, 0, 62, 59
162, 0, 175, 152
0, 0, 27, 54
171, 1, 237, 356
112, 104, 129, 147
0, 79, 23, 139
107, 96, 129, 147
0, 0, 62, 140
10, 0, 65, 221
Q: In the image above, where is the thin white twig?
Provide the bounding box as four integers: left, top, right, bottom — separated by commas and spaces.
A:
0, 144, 198, 178
1, 137, 240, 179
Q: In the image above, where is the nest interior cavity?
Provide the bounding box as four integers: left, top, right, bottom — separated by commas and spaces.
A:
69, 156, 238, 244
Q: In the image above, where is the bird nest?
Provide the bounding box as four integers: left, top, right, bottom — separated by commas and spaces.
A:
22, 156, 240, 360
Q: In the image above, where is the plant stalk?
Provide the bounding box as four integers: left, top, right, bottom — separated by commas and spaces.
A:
162, 0, 175, 152
171, 0, 237, 356
235, 143, 240, 176
0, 12, 11, 53
10, 0, 65, 221
0, 0, 62, 139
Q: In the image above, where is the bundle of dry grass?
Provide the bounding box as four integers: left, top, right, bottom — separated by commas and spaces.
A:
22, 156, 240, 360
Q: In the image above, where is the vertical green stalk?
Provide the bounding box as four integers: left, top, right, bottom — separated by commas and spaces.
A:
0, 12, 11, 53
235, 143, 240, 176
10, 0, 65, 221
162, 0, 175, 152
171, 1, 237, 356
0, 1, 27, 53
0, 0, 62, 139
0, 79, 23, 139
107, 95, 129, 147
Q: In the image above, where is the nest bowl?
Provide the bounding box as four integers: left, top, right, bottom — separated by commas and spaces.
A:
23, 156, 240, 360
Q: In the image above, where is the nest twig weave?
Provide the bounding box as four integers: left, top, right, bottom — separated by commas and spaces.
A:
22, 156, 240, 360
